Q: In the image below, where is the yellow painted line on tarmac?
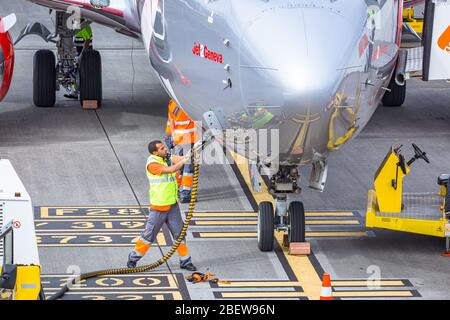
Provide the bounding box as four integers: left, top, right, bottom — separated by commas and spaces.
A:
192, 212, 355, 218
193, 212, 257, 217
219, 291, 307, 299
41, 273, 175, 278
192, 220, 360, 226
37, 244, 147, 247
306, 212, 354, 217
36, 229, 145, 232
214, 280, 408, 288
39, 207, 143, 218
230, 151, 274, 204
307, 220, 360, 225
216, 281, 301, 288
193, 220, 257, 225
38, 210, 353, 219
42, 285, 179, 292
231, 152, 315, 300
306, 231, 368, 237
35, 219, 147, 222
37, 232, 167, 246
274, 232, 322, 300
332, 280, 407, 287
197, 232, 256, 238
43, 291, 183, 300
333, 291, 414, 298
230, 151, 323, 300
36, 232, 143, 235
195, 231, 368, 238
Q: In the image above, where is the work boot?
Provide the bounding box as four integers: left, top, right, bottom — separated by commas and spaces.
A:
127, 252, 137, 268
64, 93, 79, 99
180, 257, 197, 271
180, 196, 191, 204
180, 190, 192, 204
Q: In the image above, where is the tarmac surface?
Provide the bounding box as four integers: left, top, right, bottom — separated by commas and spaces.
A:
1, 1, 450, 300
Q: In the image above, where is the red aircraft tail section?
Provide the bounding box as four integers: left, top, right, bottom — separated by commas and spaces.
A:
0, 14, 16, 102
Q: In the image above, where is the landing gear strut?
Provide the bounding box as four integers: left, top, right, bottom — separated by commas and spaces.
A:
257, 166, 305, 252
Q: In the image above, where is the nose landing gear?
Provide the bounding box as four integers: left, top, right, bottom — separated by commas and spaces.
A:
17, 11, 102, 108
257, 166, 306, 252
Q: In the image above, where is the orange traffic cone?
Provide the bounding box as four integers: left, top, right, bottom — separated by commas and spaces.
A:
320, 273, 333, 300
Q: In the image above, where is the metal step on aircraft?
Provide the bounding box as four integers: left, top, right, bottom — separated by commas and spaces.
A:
5, 0, 450, 250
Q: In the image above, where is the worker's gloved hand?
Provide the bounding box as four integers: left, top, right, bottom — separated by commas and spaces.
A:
164, 135, 174, 150
166, 152, 173, 166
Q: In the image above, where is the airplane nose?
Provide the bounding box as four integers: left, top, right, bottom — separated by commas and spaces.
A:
237, 2, 367, 113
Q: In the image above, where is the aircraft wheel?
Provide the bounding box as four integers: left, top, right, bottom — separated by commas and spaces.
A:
382, 75, 406, 107
79, 49, 102, 107
257, 201, 275, 252
288, 201, 306, 243
33, 49, 56, 108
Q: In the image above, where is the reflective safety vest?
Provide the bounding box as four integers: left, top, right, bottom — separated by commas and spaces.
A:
166, 100, 177, 135
252, 107, 274, 128
166, 100, 198, 145
146, 155, 178, 206
76, 25, 93, 42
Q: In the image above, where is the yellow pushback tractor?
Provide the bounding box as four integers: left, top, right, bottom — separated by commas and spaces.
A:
366, 145, 450, 256
403, 6, 424, 35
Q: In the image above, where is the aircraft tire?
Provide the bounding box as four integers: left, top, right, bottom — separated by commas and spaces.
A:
288, 201, 306, 243
33, 49, 56, 108
257, 201, 275, 252
382, 75, 406, 107
79, 49, 102, 107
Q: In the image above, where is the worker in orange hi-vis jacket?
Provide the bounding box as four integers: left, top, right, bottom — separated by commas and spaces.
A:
164, 99, 199, 203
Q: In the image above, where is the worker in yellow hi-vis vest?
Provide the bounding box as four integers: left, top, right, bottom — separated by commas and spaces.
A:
65, 20, 94, 99
126, 140, 197, 271
75, 20, 93, 55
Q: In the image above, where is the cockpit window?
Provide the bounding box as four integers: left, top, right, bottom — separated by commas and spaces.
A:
0, 48, 4, 85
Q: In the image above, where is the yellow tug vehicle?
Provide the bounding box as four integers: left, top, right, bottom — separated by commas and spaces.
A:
366, 144, 450, 256
403, 6, 424, 35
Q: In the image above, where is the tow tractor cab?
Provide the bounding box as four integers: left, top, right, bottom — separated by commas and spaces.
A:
0, 160, 43, 300
366, 145, 450, 256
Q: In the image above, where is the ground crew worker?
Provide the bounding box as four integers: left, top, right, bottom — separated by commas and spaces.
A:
127, 140, 197, 271
64, 20, 93, 99
165, 100, 199, 203
75, 20, 93, 55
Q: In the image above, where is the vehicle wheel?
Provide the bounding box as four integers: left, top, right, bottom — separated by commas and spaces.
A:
257, 201, 275, 252
288, 201, 305, 243
33, 49, 56, 107
382, 75, 406, 107
79, 49, 102, 107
